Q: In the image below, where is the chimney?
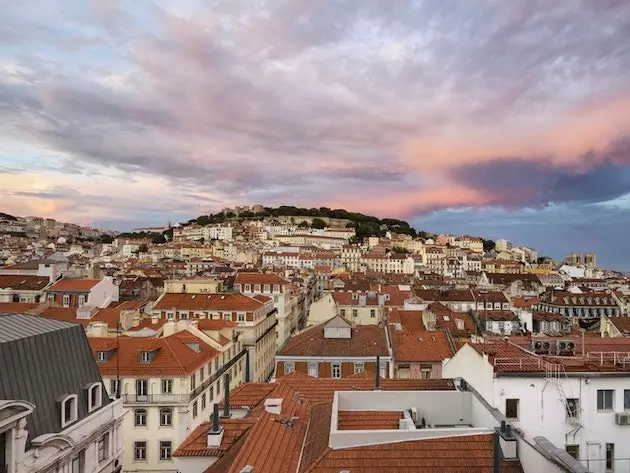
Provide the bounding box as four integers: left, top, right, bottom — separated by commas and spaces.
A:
131, 316, 140, 328
206, 403, 224, 448
221, 373, 231, 418
163, 320, 177, 337
264, 398, 283, 415
374, 355, 381, 390
151, 314, 160, 325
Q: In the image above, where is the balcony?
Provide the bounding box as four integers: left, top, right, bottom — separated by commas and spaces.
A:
122, 394, 190, 405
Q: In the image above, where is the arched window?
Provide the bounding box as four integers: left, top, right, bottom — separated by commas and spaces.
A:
60, 394, 78, 427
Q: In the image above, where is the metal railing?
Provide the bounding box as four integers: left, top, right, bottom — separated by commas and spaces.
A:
493, 357, 565, 377
586, 351, 630, 367
122, 394, 190, 404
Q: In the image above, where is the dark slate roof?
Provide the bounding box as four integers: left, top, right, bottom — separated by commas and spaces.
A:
0, 312, 111, 448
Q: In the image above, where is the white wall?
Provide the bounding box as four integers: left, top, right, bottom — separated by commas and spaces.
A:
442, 344, 495, 404
89, 277, 120, 308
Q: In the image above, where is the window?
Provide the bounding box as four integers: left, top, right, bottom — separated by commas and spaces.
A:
61, 395, 78, 427
191, 374, 196, 390
308, 362, 318, 378
78, 294, 86, 307
134, 441, 147, 461
96, 351, 107, 362
160, 441, 172, 460
565, 444, 579, 460
134, 409, 147, 427
62, 294, 70, 307
223, 313, 232, 321
193, 401, 198, 418
625, 389, 630, 410
264, 284, 270, 292
88, 384, 102, 412
352, 309, 358, 317
244, 284, 251, 291
284, 361, 295, 375
566, 398, 579, 418
370, 309, 376, 318
71, 450, 85, 473
140, 351, 151, 363
217, 378, 221, 393
420, 367, 432, 379
505, 399, 519, 419
331, 362, 341, 379
97, 433, 109, 462
273, 284, 280, 292
136, 379, 148, 399
354, 362, 364, 374
200, 366, 205, 380
110, 380, 120, 398
209, 386, 214, 401
238, 313, 246, 322
606, 443, 614, 471
201, 393, 207, 410
340, 309, 346, 317
598, 390, 614, 410
167, 312, 175, 320
162, 379, 173, 394
180, 311, 189, 320
160, 408, 172, 426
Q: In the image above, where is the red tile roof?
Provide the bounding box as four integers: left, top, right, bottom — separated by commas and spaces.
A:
154, 292, 268, 312
0, 275, 50, 291
391, 330, 453, 362
235, 272, 289, 286
0, 302, 39, 313
337, 410, 402, 430
304, 434, 523, 472
278, 321, 389, 358
88, 331, 220, 376
225, 383, 277, 408
49, 278, 101, 292
610, 317, 630, 335
173, 418, 256, 457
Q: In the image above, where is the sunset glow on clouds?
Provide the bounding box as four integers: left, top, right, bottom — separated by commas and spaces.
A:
2, 0, 630, 267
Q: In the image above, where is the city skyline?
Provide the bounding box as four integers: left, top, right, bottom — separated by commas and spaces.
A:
2, 1, 630, 267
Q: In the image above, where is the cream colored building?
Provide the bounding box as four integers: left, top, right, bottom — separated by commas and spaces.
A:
90, 323, 246, 472
164, 277, 223, 293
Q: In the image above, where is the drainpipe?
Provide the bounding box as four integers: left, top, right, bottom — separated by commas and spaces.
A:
375, 355, 381, 390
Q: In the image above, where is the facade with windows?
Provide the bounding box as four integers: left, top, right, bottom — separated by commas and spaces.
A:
45, 277, 119, 309
275, 316, 392, 379
0, 313, 124, 473
444, 341, 630, 473
89, 325, 246, 472
234, 272, 298, 348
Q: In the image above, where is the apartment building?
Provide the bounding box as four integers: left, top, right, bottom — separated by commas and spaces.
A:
46, 277, 119, 308
163, 277, 222, 293
0, 313, 124, 473
275, 316, 391, 378
536, 291, 621, 318
152, 292, 277, 382
89, 327, 245, 472
444, 340, 630, 473
234, 272, 297, 348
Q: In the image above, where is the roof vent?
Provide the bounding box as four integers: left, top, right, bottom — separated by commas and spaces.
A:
240, 466, 254, 473
186, 342, 201, 352
264, 398, 283, 415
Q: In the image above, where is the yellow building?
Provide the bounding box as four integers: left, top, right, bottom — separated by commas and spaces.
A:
163, 277, 223, 293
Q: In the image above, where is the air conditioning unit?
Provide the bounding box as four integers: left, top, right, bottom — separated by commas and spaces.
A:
615, 413, 630, 425
532, 340, 551, 355
556, 340, 576, 355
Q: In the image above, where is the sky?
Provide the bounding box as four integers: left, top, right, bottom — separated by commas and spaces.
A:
1, 1, 630, 269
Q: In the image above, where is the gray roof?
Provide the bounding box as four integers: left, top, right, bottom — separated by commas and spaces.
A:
0, 312, 111, 448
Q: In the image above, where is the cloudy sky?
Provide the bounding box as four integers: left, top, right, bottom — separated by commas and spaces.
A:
2, 0, 630, 268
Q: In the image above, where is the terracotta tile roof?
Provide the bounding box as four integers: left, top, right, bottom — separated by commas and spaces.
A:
610, 317, 630, 335
304, 434, 523, 472
482, 310, 519, 321
221, 383, 277, 409
49, 278, 101, 292
0, 275, 50, 291
278, 322, 389, 358
173, 418, 256, 457
391, 330, 453, 362
154, 292, 267, 312
512, 297, 540, 309
532, 311, 566, 322
88, 331, 220, 376
40, 307, 82, 324
0, 302, 39, 313
203, 432, 251, 473
543, 291, 617, 307
197, 319, 238, 330
472, 290, 509, 303
235, 272, 289, 286
298, 402, 332, 473
388, 309, 425, 332
337, 410, 402, 430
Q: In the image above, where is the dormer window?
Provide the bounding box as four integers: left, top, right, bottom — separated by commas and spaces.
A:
244, 284, 251, 292
140, 351, 151, 363
60, 394, 78, 427
87, 383, 103, 412
96, 351, 107, 362
62, 294, 70, 307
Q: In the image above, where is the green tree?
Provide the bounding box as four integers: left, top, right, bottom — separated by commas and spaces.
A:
392, 246, 409, 254
99, 234, 114, 244
138, 243, 149, 253
311, 218, 327, 229
482, 239, 496, 252
298, 221, 309, 228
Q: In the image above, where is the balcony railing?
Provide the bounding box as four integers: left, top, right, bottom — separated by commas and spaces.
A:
122, 394, 190, 405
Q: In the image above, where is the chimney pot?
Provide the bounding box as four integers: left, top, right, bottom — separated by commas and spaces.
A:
501, 420, 506, 432
506, 424, 512, 437
222, 373, 232, 418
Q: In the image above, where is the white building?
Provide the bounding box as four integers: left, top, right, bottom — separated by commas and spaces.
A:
202, 225, 233, 242
0, 313, 125, 473
444, 340, 630, 473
